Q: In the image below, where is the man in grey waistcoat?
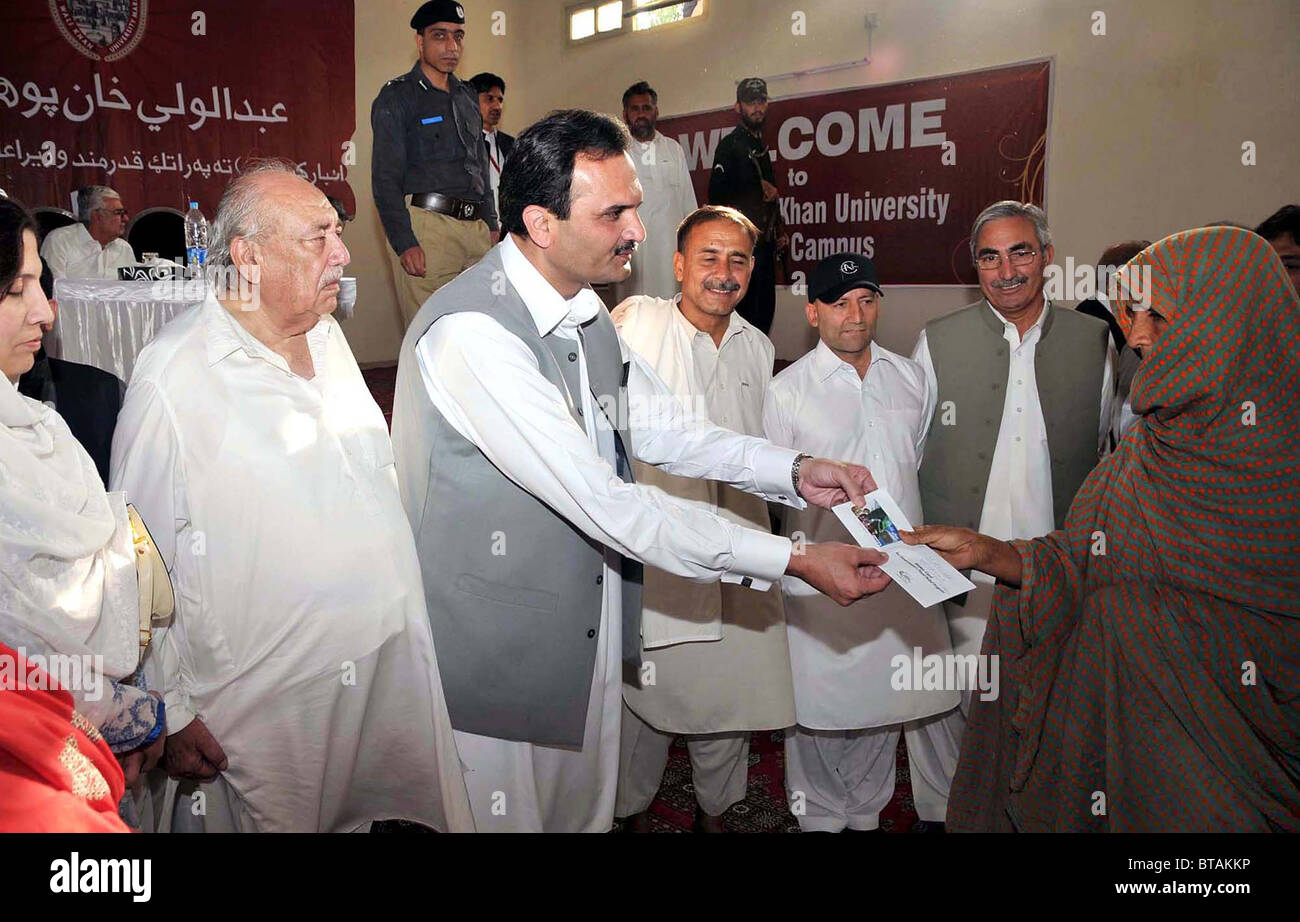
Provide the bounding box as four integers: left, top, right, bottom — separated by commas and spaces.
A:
911, 200, 1114, 750
390, 109, 893, 833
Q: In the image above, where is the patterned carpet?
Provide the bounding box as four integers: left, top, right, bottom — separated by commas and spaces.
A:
363, 364, 925, 834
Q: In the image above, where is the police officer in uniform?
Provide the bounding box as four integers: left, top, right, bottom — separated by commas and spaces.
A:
371, 0, 498, 326
708, 77, 787, 335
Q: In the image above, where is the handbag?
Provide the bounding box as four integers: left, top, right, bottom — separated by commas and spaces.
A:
126, 503, 174, 656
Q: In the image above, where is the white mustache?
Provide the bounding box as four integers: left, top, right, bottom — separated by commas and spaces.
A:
990, 276, 1028, 289
320, 269, 344, 288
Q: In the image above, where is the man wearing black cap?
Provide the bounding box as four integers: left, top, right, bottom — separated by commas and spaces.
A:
708, 77, 786, 335
371, 1, 498, 327
764, 253, 962, 833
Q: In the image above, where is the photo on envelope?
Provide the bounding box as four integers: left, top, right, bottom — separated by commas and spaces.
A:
852, 498, 902, 548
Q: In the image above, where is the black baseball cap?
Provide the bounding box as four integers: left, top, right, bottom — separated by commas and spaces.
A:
736, 77, 767, 103
809, 252, 882, 304
412, 0, 465, 30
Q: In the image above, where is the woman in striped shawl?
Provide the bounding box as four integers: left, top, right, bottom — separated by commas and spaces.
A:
903, 226, 1299, 831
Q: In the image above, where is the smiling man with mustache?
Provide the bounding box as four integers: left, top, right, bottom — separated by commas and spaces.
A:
612, 205, 798, 833
909, 200, 1115, 765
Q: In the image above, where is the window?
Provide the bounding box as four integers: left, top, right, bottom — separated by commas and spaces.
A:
632, 0, 704, 31
567, 1, 705, 44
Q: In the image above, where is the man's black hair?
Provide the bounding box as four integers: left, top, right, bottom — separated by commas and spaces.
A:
470, 72, 506, 95
622, 81, 657, 108
498, 109, 631, 237
1256, 204, 1300, 242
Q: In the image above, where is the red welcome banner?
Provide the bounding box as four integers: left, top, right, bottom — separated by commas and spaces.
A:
658, 59, 1051, 286
0, 0, 356, 217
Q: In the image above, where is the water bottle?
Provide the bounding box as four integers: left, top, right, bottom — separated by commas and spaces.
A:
184, 201, 208, 278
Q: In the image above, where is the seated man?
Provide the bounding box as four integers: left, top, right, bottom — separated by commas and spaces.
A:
17, 260, 124, 483
40, 186, 136, 279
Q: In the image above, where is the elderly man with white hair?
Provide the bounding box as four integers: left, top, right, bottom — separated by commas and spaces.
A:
109, 162, 472, 832
40, 185, 136, 279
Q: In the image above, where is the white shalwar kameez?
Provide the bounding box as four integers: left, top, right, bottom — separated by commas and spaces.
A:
415, 236, 800, 832
110, 297, 473, 833
765, 340, 962, 830
612, 131, 698, 302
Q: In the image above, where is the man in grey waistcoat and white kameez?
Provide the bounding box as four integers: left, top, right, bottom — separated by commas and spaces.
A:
911, 201, 1115, 768
391, 110, 894, 832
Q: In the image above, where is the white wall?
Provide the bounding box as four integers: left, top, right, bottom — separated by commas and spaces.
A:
343, 0, 1299, 364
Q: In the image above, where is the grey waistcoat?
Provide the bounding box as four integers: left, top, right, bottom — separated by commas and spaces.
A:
391, 246, 642, 748
917, 301, 1108, 534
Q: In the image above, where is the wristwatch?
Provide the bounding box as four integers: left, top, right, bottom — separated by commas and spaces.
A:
791, 453, 812, 496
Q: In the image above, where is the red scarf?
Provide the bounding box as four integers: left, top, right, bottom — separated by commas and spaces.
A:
0, 642, 129, 832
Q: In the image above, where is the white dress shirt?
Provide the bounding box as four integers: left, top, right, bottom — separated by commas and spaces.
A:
910, 299, 1115, 551
39, 223, 136, 279
483, 129, 503, 216
110, 297, 472, 832
414, 235, 802, 831
764, 340, 958, 728
612, 131, 698, 302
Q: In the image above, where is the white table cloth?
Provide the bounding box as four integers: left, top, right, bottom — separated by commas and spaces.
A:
49, 278, 207, 384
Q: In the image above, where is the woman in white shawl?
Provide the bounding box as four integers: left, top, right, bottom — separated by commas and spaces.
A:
0, 197, 166, 795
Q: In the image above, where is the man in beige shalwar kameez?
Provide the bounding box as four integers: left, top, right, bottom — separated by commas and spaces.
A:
613, 206, 795, 832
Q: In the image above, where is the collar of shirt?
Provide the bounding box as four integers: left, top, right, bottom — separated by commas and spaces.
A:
500, 234, 603, 338
987, 296, 1049, 348
670, 293, 748, 350
66, 222, 124, 253
68, 223, 95, 249
202, 294, 333, 375
409, 62, 459, 94
811, 338, 895, 383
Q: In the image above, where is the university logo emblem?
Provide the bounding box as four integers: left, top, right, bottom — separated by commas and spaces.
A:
50, 0, 148, 63
840, 260, 857, 275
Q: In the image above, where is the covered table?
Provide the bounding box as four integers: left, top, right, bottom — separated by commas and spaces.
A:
49, 278, 207, 384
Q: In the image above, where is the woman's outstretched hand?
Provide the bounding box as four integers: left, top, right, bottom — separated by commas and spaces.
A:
900, 525, 1024, 587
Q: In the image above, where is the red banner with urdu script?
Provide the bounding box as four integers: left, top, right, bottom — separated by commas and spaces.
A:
657, 58, 1051, 286
0, 0, 356, 217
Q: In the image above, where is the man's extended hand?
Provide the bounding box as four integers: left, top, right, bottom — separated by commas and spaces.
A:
399, 244, 427, 278
787, 541, 892, 605
795, 458, 877, 509
162, 717, 228, 782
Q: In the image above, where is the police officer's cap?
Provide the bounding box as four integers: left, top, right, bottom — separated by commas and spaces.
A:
411, 0, 466, 31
